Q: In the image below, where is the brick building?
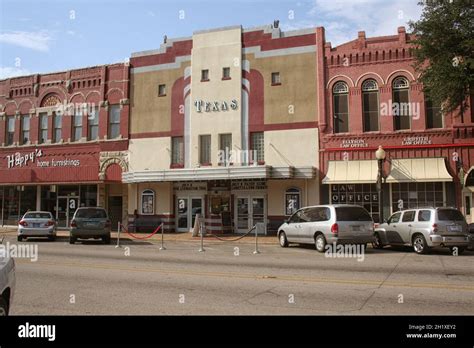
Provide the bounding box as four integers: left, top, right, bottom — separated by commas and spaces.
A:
316, 26, 474, 223
0, 64, 130, 228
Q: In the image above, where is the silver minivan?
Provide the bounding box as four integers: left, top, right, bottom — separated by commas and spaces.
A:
278, 204, 375, 252
374, 207, 469, 254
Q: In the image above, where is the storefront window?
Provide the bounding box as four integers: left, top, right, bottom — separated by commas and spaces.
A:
41, 185, 57, 216
330, 184, 379, 222
210, 195, 230, 214
80, 185, 97, 207
20, 186, 37, 216
285, 188, 301, 216
141, 189, 155, 215
4, 186, 19, 225
391, 182, 444, 212
58, 185, 79, 197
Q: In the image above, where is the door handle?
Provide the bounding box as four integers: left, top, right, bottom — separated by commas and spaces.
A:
408, 224, 412, 227
393, 225, 396, 227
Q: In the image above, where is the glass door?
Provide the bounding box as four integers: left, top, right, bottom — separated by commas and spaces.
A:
176, 197, 204, 232
57, 197, 79, 228
235, 196, 266, 234
236, 197, 250, 233
176, 197, 189, 232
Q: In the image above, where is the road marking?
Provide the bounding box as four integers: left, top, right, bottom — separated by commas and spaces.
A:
16, 259, 474, 292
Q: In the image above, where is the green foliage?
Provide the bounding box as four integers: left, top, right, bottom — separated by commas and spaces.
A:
409, 0, 474, 116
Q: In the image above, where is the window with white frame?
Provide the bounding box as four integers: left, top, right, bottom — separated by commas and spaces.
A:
285, 188, 301, 216
171, 136, 184, 165
21, 115, 30, 144
250, 132, 264, 163
108, 105, 121, 139
141, 189, 155, 215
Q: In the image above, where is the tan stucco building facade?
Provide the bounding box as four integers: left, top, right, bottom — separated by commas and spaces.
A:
125, 24, 320, 234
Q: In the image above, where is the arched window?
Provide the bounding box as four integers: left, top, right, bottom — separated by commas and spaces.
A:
141, 189, 155, 215
333, 82, 349, 133
392, 76, 411, 130
362, 79, 379, 132
285, 188, 301, 216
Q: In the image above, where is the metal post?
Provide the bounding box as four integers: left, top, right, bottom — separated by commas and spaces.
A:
159, 222, 166, 250
199, 220, 205, 252
378, 159, 384, 223
115, 221, 121, 248
253, 224, 260, 254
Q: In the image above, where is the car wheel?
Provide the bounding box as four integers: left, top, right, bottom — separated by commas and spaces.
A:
412, 234, 428, 254
315, 234, 326, 253
278, 232, 289, 248
69, 236, 76, 244
372, 233, 384, 249
103, 235, 111, 244
449, 246, 465, 255
17, 236, 23, 242
0, 297, 8, 316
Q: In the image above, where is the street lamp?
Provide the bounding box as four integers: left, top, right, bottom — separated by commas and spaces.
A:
375, 145, 386, 223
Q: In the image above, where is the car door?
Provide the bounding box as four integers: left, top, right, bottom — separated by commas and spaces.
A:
295, 208, 313, 243
285, 209, 302, 242
301, 207, 330, 243
386, 212, 403, 244
400, 210, 416, 244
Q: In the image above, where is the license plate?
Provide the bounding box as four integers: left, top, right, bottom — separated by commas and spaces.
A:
351, 226, 361, 232
85, 222, 98, 227
33, 223, 40, 228
448, 225, 462, 232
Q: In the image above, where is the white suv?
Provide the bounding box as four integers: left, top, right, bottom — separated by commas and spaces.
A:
374, 207, 469, 255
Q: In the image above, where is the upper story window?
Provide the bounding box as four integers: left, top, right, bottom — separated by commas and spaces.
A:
199, 135, 211, 165
218, 133, 232, 165
6, 116, 15, 146
332, 81, 349, 133
251, 132, 264, 163
201, 69, 209, 82
271, 72, 281, 86
108, 105, 121, 139
72, 109, 83, 142
362, 79, 379, 132
171, 136, 184, 165
158, 84, 166, 97
425, 97, 443, 129
21, 115, 30, 145
222, 67, 230, 80
392, 77, 411, 130
39, 113, 48, 144
88, 107, 99, 141
53, 113, 62, 143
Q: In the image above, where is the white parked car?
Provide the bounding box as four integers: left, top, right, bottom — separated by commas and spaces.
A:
0, 241, 16, 315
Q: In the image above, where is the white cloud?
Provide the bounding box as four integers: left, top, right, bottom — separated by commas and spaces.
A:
0, 30, 53, 52
0, 66, 31, 79
307, 0, 422, 45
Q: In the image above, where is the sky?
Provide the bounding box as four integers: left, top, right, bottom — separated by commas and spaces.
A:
0, 0, 423, 79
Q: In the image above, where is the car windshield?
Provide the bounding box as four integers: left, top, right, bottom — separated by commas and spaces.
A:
437, 209, 465, 222
23, 212, 52, 219
75, 209, 107, 219
335, 207, 372, 221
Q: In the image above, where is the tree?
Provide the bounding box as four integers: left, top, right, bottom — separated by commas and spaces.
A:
409, 0, 474, 118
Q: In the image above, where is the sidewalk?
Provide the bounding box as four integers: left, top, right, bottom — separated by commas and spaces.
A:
0, 226, 278, 245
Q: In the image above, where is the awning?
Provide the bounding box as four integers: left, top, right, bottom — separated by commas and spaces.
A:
322, 160, 378, 184
385, 158, 452, 183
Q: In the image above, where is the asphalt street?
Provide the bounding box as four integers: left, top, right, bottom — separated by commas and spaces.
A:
5, 234, 474, 315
